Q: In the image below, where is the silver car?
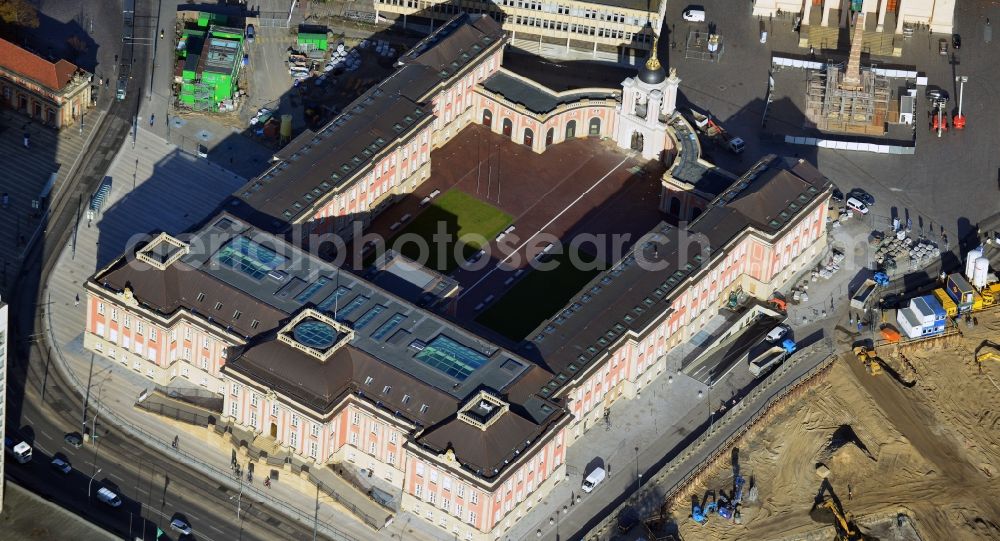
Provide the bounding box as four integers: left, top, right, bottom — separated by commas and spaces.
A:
170, 518, 192, 535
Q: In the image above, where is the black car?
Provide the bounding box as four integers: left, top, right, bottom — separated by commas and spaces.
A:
64, 432, 83, 448
879, 293, 907, 310
848, 188, 875, 206
953, 33, 961, 49
831, 188, 845, 203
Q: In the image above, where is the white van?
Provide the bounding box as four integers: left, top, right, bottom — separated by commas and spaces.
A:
97, 487, 122, 507
765, 324, 788, 343
682, 7, 706, 22
846, 197, 869, 214
581, 467, 607, 493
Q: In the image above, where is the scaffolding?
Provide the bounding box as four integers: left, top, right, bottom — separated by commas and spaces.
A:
805, 65, 890, 135
804, 12, 890, 135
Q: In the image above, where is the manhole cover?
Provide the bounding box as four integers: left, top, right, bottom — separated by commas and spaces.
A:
196, 130, 213, 141
171, 117, 186, 128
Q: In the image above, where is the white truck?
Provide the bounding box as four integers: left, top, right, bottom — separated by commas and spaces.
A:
4, 437, 32, 463
581, 467, 607, 493
747, 339, 796, 376
96, 487, 122, 507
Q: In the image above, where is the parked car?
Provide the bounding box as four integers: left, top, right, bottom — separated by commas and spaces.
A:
939, 38, 948, 55
682, 5, 706, 22
170, 518, 193, 535
831, 188, 845, 203
765, 324, 788, 343
847, 188, 875, 206
64, 432, 83, 448
245, 24, 255, 43
51, 457, 72, 474
952, 33, 961, 50
846, 197, 869, 215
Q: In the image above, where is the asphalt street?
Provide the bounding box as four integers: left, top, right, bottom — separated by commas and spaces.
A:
663, 0, 1000, 249
3, 1, 336, 540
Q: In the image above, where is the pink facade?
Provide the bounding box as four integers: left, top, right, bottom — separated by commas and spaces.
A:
87, 294, 233, 384
565, 199, 828, 422
403, 426, 566, 531
475, 93, 617, 153
305, 50, 505, 236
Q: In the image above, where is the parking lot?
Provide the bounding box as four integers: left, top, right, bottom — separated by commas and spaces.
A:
663, 0, 1000, 250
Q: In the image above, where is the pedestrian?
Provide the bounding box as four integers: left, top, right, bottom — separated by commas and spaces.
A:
22, 133, 29, 148
2, 193, 8, 208
150, 114, 155, 126
75, 294, 80, 306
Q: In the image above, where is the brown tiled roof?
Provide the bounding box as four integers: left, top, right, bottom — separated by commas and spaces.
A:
0, 37, 80, 91
94, 254, 288, 338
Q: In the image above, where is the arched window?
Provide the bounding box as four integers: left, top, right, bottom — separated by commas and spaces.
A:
588, 117, 601, 136
523, 128, 534, 147
630, 131, 644, 151
565, 120, 576, 139
545, 128, 554, 147
502, 118, 513, 137
482, 109, 492, 128
669, 197, 681, 216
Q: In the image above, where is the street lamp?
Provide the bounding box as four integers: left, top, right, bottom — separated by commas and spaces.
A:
88, 468, 103, 499
634, 446, 641, 491
954, 76, 968, 129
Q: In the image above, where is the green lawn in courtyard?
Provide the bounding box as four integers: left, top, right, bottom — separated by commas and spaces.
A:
476, 248, 601, 341
389, 189, 512, 274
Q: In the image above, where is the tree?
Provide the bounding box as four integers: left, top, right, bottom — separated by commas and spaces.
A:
0, 0, 40, 29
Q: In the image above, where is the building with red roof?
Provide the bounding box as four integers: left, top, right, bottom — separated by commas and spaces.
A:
0, 37, 92, 128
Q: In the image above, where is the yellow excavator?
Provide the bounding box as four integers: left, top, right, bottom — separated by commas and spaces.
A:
976, 340, 1000, 374
822, 498, 863, 541
853, 345, 882, 376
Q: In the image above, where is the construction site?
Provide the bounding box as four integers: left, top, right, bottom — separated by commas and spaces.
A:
665, 298, 1000, 541
804, 13, 890, 136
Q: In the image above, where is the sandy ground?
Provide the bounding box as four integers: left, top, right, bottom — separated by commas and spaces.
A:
672, 309, 1000, 541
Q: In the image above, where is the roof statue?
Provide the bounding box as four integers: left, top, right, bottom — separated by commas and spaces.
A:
637, 34, 666, 85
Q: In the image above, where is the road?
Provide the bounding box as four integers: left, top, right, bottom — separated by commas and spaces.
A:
3, 1, 336, 539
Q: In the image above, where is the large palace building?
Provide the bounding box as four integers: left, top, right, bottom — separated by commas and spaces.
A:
84, 14, 833, 540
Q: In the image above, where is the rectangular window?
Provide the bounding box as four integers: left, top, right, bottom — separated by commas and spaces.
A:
309, 442, 318, 458
136, 321, 144, 334
470, 491, 478, 504
468, 511, 477, 525
443, 477, 452, 491
390, 432, 398, 444
388, 451, 395, 465
457, 484, 465, 498
415, 484, 423, 497
123, 314, 130, 328
350, 433, 358, 445
430, 470, 438, 483
369, 441, 376, 454
232, 383, 241, 396
352, 412, 361, 425
417, 463, 425, 477
428, 492, 436, 505
271, 403, 279, 416
291, 415, 299, 427
230, 402, 238, 417
111, 308, 118, 321
97, 302, 105, 314
149, 328, 157, 341
250, 393, 258, 406
311, 423, 320, 437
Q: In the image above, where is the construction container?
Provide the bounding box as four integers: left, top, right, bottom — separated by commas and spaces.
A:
945, 273, 975, 313
981, 282, 1000, 307
933, 288, 957, 317
298, 32, 328, 51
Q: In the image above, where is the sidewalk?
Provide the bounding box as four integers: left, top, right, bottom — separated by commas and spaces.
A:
42, 126, 451, 541
0, 103, 105, 298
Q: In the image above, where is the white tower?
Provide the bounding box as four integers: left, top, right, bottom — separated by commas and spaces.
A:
614, 37, 681, 161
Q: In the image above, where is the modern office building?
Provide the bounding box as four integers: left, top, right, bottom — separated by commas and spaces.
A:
373, 0, 660, 60
84, 13, 834, 541
0, 38, 93, 128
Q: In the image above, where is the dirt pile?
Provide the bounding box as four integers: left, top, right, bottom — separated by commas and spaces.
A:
674, 310, 1000, 541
